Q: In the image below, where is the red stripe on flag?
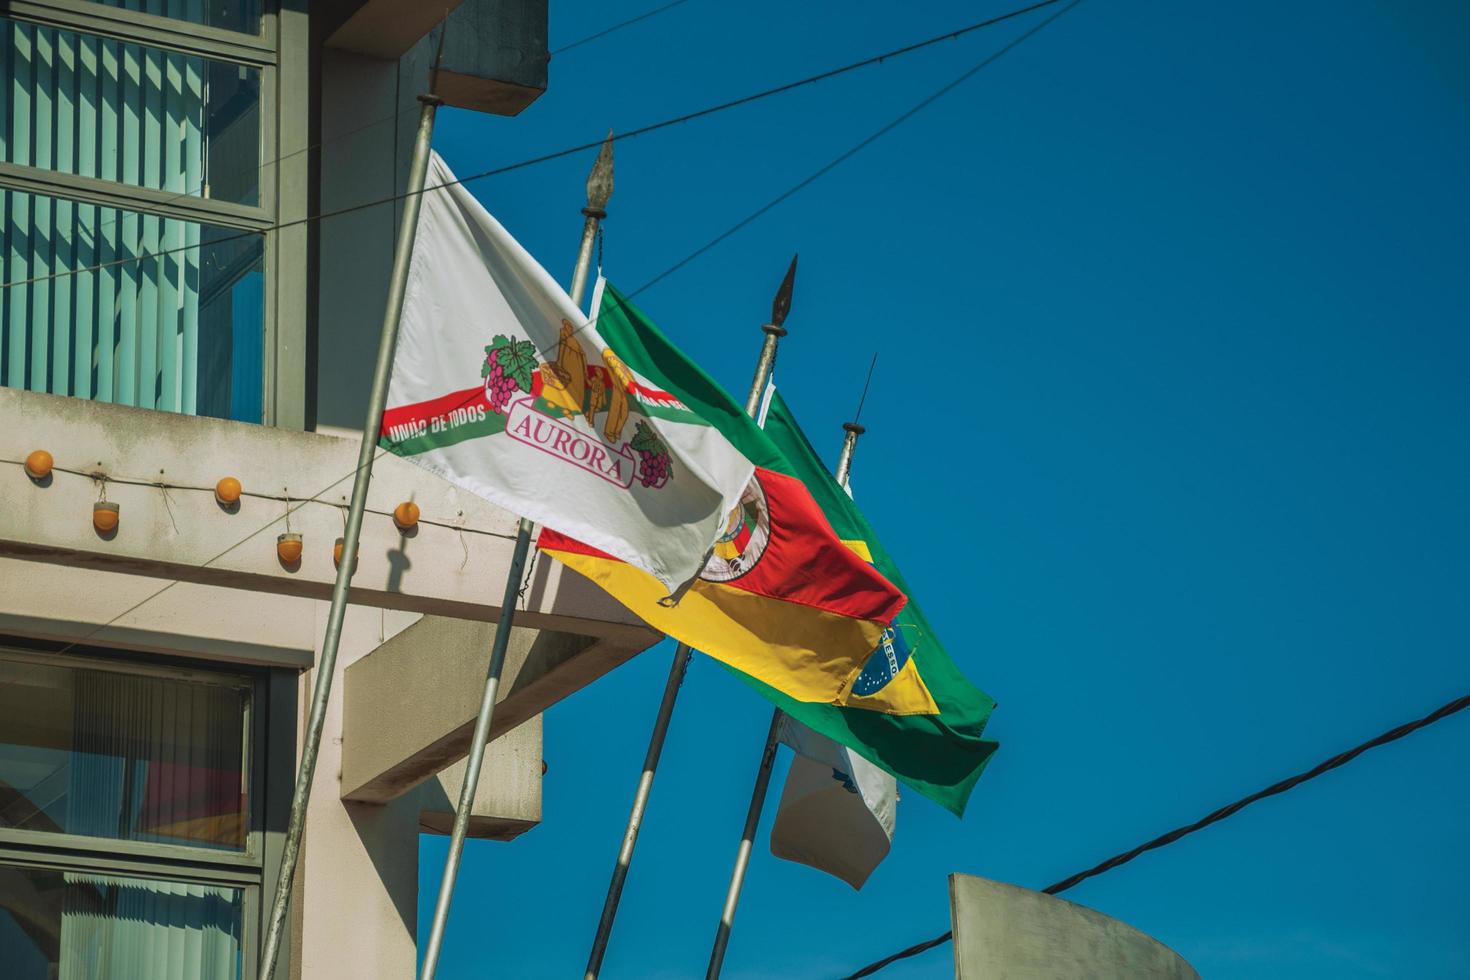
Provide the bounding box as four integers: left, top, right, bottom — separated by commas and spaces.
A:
540, 466, 905, 625
381, 386, 491, 440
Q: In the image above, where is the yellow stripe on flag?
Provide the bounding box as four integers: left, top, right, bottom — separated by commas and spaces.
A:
545, 546, 887, 706
840, 539, 874, 562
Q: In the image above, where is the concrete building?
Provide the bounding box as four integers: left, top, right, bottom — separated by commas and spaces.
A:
0, 1, 658, 977
949, 874, 1199, 979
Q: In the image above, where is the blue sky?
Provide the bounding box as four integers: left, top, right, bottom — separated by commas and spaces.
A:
418, 1, 1470, 976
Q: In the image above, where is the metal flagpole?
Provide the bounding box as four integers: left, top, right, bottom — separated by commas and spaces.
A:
256, 51, 445, 980
704, 255, 802, 980
705, 705, 780, 980
584, 255, 798, 980
582, 640, 691, 980
419, 131, 616, 980
835, 421, 865, 488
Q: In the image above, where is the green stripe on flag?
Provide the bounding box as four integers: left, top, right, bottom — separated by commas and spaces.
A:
596, 285, 793, 475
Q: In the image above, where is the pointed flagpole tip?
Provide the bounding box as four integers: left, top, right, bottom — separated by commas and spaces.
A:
586, 130, 615, 213
770, 254, 798, 329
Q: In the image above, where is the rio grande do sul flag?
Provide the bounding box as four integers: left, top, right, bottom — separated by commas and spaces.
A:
722, 390, 998, 815
538, 284, 909, 708
380, 152, 753, 591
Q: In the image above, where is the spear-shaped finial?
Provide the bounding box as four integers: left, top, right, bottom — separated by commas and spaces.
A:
585, 130, 615, 217
745, 254, 798, 416
570, 131, 615, 307
769, 254, 798, 333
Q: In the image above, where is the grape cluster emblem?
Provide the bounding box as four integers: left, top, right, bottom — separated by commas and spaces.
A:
482, 334, 538, 413
630, 421, 673, 488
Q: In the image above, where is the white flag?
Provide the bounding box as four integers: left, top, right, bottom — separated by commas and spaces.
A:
771, 715, 896, 890
381, 153, 754, 590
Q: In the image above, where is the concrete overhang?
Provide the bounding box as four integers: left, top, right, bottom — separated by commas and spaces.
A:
417, 714, 541, 840
0, 387, 653, 643
327, 0, 547, 116
340, 614, 645, 803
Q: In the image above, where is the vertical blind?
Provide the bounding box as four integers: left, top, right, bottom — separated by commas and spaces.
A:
0, 17, 264, 420
0, 655, 250, 850
59, 873, 244, 980
67, 669, 250, 851
0, 863, 244, 980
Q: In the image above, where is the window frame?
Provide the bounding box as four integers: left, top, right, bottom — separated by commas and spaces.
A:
0, 642, 284, 979
0, 0, 292, 424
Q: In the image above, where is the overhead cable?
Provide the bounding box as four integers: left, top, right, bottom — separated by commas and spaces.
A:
839, 689, 1470, 979
626, 0, 1082, 297
0, 0, 1065, 293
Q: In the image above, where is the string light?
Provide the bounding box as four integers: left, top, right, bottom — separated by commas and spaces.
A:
277, 532, 303, 566
393, 500, 420, 531
215, 476, 243, 507
93, 501, 120, 534
24, 449, 52, 480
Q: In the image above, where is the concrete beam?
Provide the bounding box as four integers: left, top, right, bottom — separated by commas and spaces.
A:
341, 614, 650, 803
326, 0, 548, 119
949, 874, 1200, 979
0, 559, 316, 668
0, 388, 651, 643
416, 714, 542, 840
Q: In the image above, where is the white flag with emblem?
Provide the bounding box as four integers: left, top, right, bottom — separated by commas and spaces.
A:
771, 714, 896, 890
380, 152, 754, 590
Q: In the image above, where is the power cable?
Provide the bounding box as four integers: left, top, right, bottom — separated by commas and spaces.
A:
551, 0, 693, 56
0, 0, 1065, 293
626, 0, 1080, 298
838, 689, 1470, 979
49, 0, 685, 242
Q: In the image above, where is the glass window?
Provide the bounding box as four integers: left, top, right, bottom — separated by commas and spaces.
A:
87, 0, 264, 37
0, 655, 252, 852
1, 19, 263, 206
0, 187, 265, 421
0, 862, 245, 979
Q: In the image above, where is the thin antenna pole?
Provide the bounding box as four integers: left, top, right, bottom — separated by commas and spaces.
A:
853, 352, 878, 424
420, 128, 614, 980
256, 78, 444, 980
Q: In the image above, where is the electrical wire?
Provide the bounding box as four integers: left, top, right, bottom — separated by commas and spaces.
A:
0, 0, 1066, 293
0, 0, 1074, 658
626, 0, 1080, 298
51, 0, 688, 242
551, 0, 693, 56
838, 689, 1470, 979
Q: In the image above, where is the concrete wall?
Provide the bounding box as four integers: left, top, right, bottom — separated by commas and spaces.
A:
949, 874, 1199, 979
291, 605, 544, 980
0, 385, 662, 978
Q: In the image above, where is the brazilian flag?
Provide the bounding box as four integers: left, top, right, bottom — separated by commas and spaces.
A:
729, 391, 999, 816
